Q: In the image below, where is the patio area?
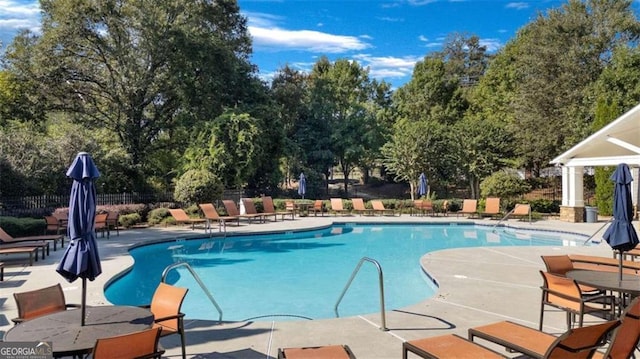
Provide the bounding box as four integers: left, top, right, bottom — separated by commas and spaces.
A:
0, 215, 629, 358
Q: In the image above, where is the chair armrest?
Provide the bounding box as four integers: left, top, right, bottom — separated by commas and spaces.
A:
542, 286, 615, 305
154, 312, 185, 322
11, 317, 25, 324
582, 293, 616, 305
541, 286, 582, 303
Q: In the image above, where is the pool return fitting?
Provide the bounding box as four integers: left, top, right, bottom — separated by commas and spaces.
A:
334, 257, 388, 331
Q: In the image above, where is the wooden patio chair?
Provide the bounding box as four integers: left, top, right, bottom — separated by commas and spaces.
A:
199, 203, 240, 232
511, 203, 531, 222
371, 200, 396, 216
223, 200, 264, 224
0, 225, 64, 251
167, 208, 207, 230
12, 283, 80, 324
94, 213, 110, 238
541, 255, 603, 296
456, 199, 478, 218
142, 282, 189, 359
278, 344, 356, 359
262, 196, 294, 220
44, 215, 66, 236
309, 200, 324, 217
351, 198, 372, 216
539, 270, 615, 330
285, 200, 297, 218
403, 334, 508, 359
468, 319, 620, 359
480, 197, 501, 218
91, 327, 164, 359
412, 200, 434, 216
242, 198, 273, 222
106, 211, 120, 236
592, 296, 640, 359
330, 198, 350, 216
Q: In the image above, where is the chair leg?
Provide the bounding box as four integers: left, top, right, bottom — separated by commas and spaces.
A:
539, 297, 545, 331
179, 318, 186, 359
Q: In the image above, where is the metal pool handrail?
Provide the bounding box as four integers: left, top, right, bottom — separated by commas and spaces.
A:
582, 217, 613, 246
162, 261, 223, 323
334, 257, 388, 331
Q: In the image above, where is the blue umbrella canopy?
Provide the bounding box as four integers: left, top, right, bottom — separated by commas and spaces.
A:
602, 163, 639, 253
418, 173, 428, 197
298, 173, 306, 199
56, 152, 101, 325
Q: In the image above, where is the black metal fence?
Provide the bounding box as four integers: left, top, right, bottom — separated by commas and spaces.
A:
0, 189, 246, 218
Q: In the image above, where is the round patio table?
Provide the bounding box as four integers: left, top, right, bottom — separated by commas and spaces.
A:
567, 269, 640, 296
3, 305, 154, 358
567, 269, 640, 316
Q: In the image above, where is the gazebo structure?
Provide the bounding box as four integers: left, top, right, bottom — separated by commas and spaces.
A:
550, 103, 640, 222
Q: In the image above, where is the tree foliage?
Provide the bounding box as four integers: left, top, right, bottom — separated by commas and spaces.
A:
3, 0, 257, 191
480, 171, 531, 199
506, 0, 640, 174
173, 169, 224, 205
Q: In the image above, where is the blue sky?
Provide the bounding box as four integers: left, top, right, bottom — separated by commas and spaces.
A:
0, 0, 613, 88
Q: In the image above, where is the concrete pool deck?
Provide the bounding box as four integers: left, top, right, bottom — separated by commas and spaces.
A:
0, 214, 636, 358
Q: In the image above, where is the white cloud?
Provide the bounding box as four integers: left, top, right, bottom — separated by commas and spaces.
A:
0, 0, 40, 31
407, 0, 437, 5
506, 2, 529, 10
378, 17, 404, 22
353, 54, 420, 80
243, 11, 283, 28
0, 0, 40, 16
418, 35, 428, 42
479, 38, 502, 52
249, 26, 371, 53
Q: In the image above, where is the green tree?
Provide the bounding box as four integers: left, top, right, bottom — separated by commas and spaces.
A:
454, 116, 513, 198
381, 119, 426, 199
184, 111, 260, 189
480, 170, 531, 199
507, 0, 640, 175
393, 56, 465, 125
174, 169, 224, 206
270, 66, 309, 187
3, 0, 256, 191
304, 57, 389, 194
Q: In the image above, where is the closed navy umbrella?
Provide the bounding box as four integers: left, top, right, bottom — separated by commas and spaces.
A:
602, 163, 639, 280
56, 152, 101, 326
418, 173, 428, 198
298, 173, 306, 199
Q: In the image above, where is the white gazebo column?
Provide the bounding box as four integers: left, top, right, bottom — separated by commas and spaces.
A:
560, 166, 585, 222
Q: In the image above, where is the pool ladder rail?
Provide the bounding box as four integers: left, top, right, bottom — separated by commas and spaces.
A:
334, 257, 388, 331
162, 261, 223, 323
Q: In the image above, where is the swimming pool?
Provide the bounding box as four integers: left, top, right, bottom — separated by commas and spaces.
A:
104, 223, 586, 322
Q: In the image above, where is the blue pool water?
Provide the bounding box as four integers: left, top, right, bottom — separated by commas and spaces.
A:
104, 223, 586, 322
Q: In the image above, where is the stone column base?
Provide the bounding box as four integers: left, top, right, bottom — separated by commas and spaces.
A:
560, 206, 585, 223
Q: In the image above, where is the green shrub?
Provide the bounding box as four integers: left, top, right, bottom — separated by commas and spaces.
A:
161, 216, 177, 226
0, 216, 45, 236
595, 166, 614, 216
480, 171, 531, 199
529, 199, 560, 214
118, 213, 142, 228
173, 169, 224, 205
147, 208, 170, 226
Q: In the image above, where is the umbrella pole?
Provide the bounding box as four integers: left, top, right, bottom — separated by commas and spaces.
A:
81, 277, 87, 326
619, 252, 623, 282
